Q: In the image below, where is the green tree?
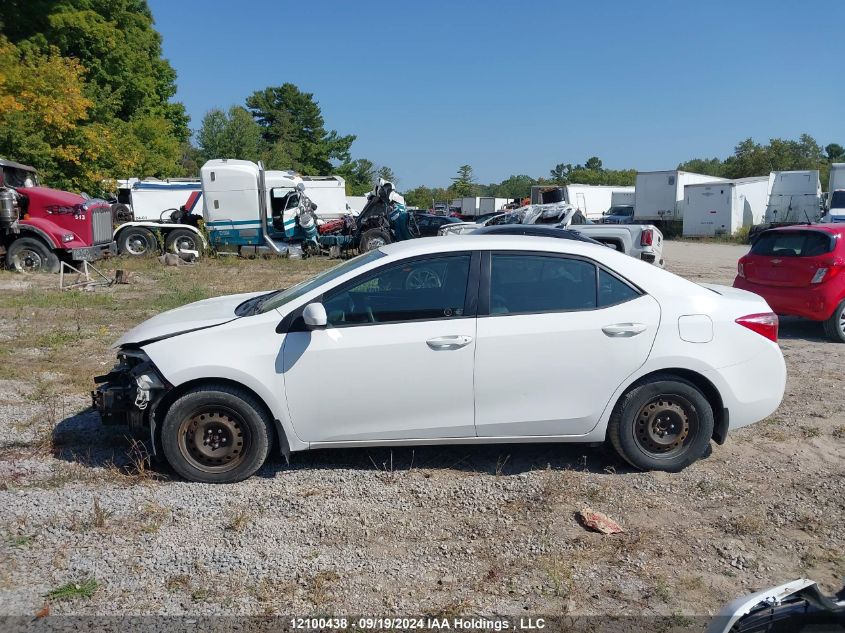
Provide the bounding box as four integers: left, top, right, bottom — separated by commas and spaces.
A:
197, 106, 263, 163
584, 156, 603, 171
549, 163, 572, 183
450, 164, 476, 197
376, 165, 397, 185
677, 157, 725, 177
825, 143, 844, 162
246, 83, 354, 174
336, 158, 376, 196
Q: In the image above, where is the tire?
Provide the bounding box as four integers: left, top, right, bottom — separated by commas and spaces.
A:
358, 227, 392, 253
118, 227, 158, 257
822, 299, 845, 343
607, 374, 714, 472
111, 203, 133, 223
164, 228, 203, 258
6, 237, 60, 273
161, 384, 273, 484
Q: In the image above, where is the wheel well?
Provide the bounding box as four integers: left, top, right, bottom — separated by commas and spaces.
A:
16, 227, 58, 249
614, 368, 727, 444
152, 377, 283, 453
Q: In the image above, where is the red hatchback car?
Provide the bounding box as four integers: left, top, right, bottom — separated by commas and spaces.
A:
734, 225, 845, 342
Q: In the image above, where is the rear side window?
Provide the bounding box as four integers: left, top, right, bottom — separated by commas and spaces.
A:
599, 269, 641, 307
751, 232, 833, 257
490, 254, 597, 314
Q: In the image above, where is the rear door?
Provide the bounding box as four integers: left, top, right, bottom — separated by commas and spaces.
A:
744, 230, 835, 287
473, 252, 660, 437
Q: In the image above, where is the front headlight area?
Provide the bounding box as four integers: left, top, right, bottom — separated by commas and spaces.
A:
92, 348, 169, 432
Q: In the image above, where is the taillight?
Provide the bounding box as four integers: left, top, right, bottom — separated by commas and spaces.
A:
640, 228, 653, 246
736, 312, 778, 342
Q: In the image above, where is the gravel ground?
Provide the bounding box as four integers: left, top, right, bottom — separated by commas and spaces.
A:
0, 242, 843, 619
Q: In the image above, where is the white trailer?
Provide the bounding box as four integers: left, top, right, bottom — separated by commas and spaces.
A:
126, 179, 203, 222
826, 163, 845, 222
478, 197, 513, 215
299, 175, 349, 219
763, 170, 822, 224
634, 171, 725, 221
346, 196, 368, 214
611, 190, 636, 207
565, 184, 634, 220
682, 177, 769, 237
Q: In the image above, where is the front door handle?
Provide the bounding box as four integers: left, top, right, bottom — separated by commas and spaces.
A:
426, 335, 473, 350
602, 323, 647, 337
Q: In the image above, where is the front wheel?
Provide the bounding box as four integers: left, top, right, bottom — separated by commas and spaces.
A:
822, 299, 845, 343
607, 375, 714, 472
6, 237, 60, 273
161, 384, 273, 483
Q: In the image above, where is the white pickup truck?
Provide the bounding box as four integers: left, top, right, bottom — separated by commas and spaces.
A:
439, 203, 664, 267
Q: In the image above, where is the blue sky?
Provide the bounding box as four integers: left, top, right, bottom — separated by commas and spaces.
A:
149, 0, 844, 189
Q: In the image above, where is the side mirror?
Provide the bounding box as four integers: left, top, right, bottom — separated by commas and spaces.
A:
296, 182, 306, 193
302, 302, 327, 329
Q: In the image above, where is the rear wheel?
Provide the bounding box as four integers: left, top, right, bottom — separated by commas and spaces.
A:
6, 237, 60, 273
118, 227, 158, 257
822, 299, 845, 343
161, 384, 273, 483
607, 375, 714, 472
164, 228, 203, 258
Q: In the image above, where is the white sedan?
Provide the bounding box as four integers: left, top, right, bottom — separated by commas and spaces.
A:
93, 235, 786, 483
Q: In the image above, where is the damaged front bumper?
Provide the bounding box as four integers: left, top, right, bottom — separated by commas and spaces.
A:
91, 349, 169, 436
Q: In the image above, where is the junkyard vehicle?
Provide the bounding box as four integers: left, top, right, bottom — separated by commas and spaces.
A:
601, 204, 634, 224
441, 203, 665, 266
734, 224, 845, 342
414, 213, 463, 237
705, 578, 845, 633
94, 234, 786, 483
111, 179, 207, 259
472, 224, 606, 246
0, 159, 116, 272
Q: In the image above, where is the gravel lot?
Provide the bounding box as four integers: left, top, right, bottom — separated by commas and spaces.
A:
0, 242, 843, 620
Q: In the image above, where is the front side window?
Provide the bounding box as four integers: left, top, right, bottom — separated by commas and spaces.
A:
323, 254, 472, 326
489, 254, 597, 315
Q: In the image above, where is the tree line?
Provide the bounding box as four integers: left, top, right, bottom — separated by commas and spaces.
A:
403, 137, 844, 210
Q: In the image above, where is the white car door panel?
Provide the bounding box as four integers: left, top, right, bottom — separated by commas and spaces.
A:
282, 252, 478, 443
474, 253, 660, 437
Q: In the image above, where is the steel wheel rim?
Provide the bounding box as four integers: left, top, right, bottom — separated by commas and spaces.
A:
177, 407, 251, 473
366, 236, 386, 250
126, 234, 151, 255
15, 248, 44, 272
633, 395, 698, 459
174, 236, 196, 252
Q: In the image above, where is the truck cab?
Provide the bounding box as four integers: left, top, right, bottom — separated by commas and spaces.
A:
0, 159, 116, 272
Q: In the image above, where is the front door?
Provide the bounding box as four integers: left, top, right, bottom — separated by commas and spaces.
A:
282, 252, 479, 443
474, 252, 660, 437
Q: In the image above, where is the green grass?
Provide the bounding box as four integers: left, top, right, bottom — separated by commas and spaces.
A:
45, 578, 98, 602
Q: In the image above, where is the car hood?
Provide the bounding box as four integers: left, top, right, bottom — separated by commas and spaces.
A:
114, 291, 266, 348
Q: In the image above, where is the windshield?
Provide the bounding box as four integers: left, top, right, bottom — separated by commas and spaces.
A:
3, 167, 38, 187
257, 249, 385, 314
606, 206, 633, 216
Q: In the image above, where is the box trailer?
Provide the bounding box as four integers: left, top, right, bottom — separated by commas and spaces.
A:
763, 170, 822, 225
682, 177, 770, 237
826, 163, 845, 221
478, 197, 513, 215
634, 171, 725, 221
298, 175, 349, 219
565, 185, 634, 220
611, 190, 636, 207
127, 179, 203, 222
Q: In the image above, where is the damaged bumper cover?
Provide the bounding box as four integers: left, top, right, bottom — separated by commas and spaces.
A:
92, 349, 169, 433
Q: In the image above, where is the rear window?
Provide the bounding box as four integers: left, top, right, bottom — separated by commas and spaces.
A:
750, 231, 833, 257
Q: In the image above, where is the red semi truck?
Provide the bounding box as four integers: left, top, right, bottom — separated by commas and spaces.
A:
0, 159, 116, 272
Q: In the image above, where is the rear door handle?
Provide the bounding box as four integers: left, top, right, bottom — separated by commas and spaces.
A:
426, 335, 473, 350
602, 323, 647, 337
